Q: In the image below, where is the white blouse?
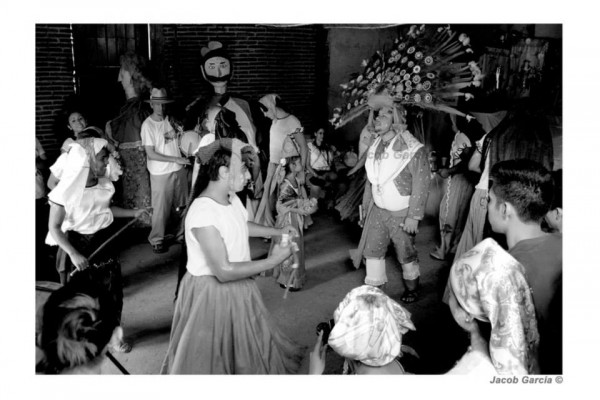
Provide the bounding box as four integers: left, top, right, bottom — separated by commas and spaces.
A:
57, 177, 115, 235
185, 195, 250, 276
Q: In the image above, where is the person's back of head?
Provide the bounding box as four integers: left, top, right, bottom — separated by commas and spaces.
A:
37, 269, 121, 374
489, 159, 554, 225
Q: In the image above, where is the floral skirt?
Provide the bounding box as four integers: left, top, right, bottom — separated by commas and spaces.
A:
438, 173, 475, 255
115, 147, 152, 228
160, 274, 305, 374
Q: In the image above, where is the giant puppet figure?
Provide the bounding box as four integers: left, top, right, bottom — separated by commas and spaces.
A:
332, 25, 482, 303
184, 41, 262, 216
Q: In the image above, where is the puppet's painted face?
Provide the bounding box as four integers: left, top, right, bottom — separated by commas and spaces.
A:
203, 56, 231, 84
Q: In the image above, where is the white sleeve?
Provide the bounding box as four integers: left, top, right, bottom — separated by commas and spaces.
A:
141, 121, 154, 147
187, 199, 219, 230
49, 153, 68, 179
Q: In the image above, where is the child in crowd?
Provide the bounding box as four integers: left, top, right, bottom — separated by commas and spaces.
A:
272, 155, 317, 291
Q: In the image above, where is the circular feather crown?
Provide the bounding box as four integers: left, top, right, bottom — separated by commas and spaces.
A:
331, 24, 483, 129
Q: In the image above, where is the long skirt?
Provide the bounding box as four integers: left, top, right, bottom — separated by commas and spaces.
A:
452, 188, 489, 262
272, 212, 306, 289
437, 173, 475, 257
441, 187, 488, 304
160, 274, 305, 374
335, 170, 366, 222
254, 162, 278, 227
115, 146, 152, 228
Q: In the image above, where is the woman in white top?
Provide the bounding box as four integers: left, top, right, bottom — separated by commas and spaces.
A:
47, 137, 147, 353
161, 138, 305, 374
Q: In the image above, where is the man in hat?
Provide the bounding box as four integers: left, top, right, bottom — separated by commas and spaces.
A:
184, 40, 263, 215
141, 87, 191, 253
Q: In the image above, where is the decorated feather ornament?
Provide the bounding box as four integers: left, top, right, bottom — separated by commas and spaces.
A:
332, 24, 482, 129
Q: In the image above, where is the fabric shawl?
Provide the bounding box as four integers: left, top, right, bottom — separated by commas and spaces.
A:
449, 238, 540, 375
48, 138, 109, 210
328, 285, 415, 367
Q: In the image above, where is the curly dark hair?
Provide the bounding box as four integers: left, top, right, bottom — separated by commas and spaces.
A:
489, 159, 554, 223
38, 269, 119, 374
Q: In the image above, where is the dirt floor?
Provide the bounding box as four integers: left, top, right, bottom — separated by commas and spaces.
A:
36, 191, 471, 375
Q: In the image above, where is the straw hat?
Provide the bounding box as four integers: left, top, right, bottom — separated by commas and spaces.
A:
146, 88, 174, 104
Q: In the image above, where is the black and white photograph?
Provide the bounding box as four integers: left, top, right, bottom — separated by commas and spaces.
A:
2, 1, 598, 398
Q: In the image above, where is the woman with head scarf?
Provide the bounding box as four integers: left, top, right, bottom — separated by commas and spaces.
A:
46, 137, 148, 353
48, 123, 123, 190
310, 285, 417, 374
446, 238, 540, 375
160, 138, 305, 374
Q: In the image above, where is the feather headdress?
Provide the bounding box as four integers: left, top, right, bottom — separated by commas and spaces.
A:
331, 24, 483, 128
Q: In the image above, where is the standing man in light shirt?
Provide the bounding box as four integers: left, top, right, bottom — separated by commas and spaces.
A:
142, 88, 190, 253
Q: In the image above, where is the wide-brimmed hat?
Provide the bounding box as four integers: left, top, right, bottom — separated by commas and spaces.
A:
146, 88, 174, 104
